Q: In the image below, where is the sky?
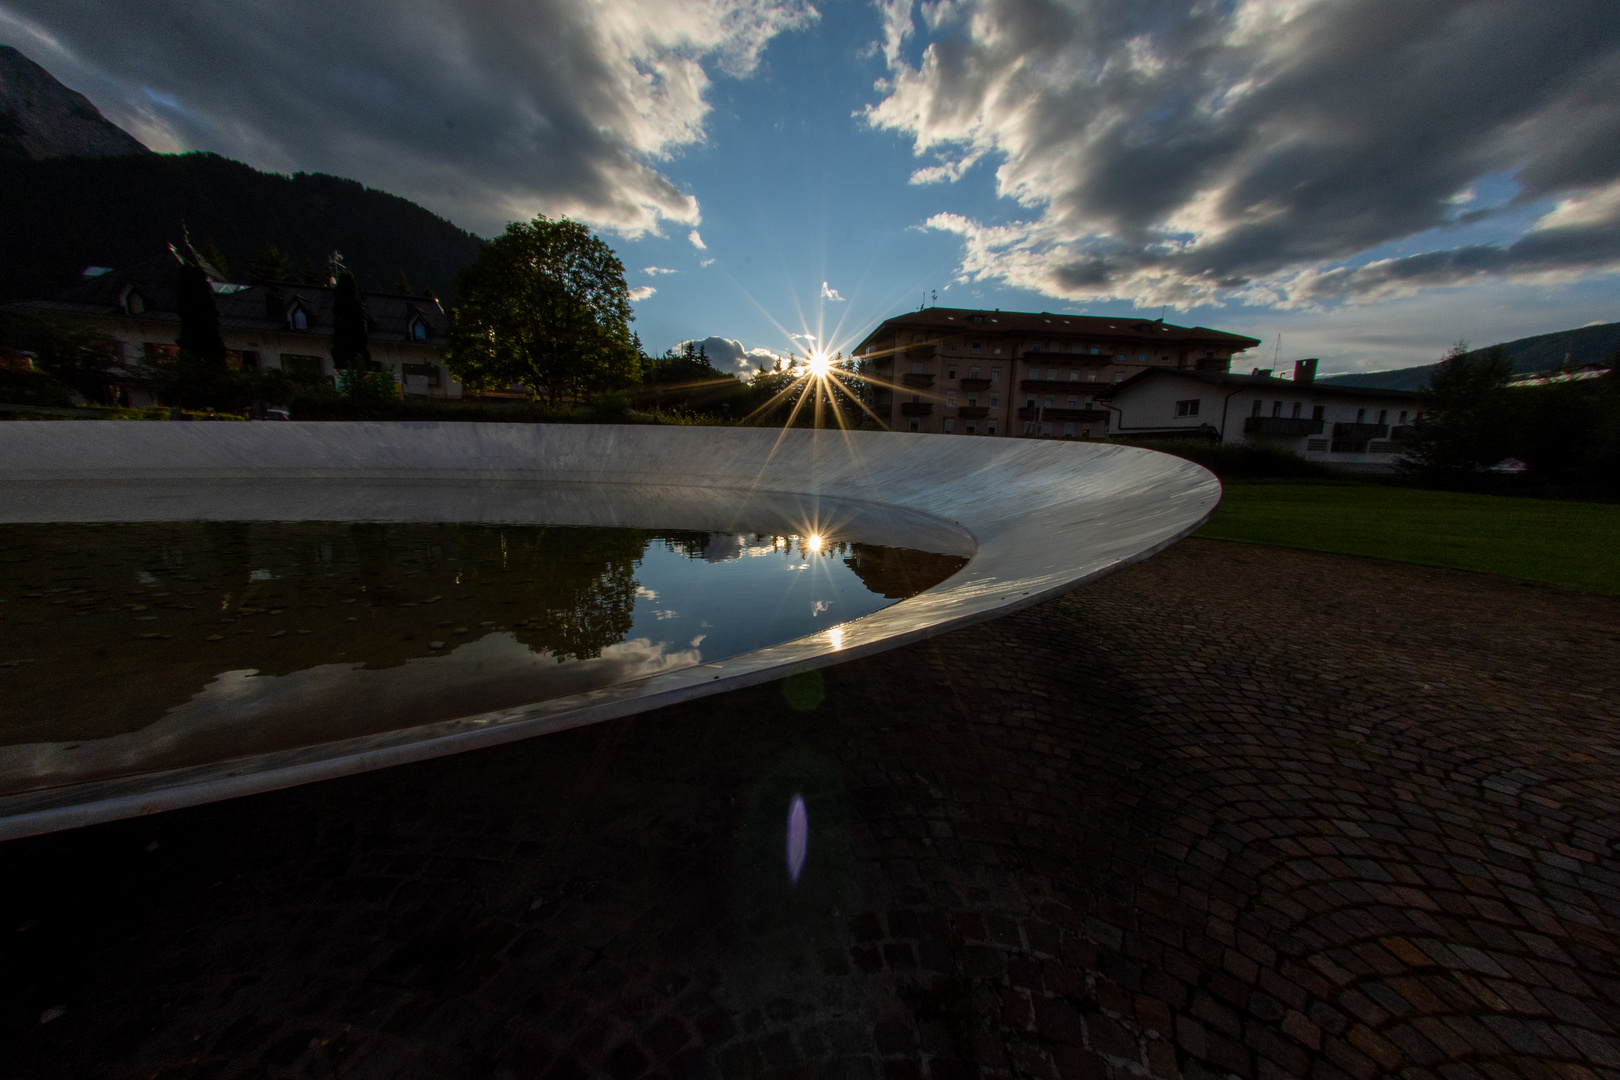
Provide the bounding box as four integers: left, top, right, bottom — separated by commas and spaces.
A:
4, 0, 1618, 376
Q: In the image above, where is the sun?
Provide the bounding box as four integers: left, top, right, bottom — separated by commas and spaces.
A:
805, 351, 832, 377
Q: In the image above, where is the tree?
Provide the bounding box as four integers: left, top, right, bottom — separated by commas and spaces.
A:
445, 216, 638, 401
330, 259, 371, 372
1400, 342, 1516, 477
248, 244, 294, 285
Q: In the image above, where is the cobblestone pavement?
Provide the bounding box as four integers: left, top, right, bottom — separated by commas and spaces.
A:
5, 538, 1620, 1080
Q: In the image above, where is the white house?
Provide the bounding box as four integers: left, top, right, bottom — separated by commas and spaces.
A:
1102, 359, 1423, 470
10, 249, 461, 404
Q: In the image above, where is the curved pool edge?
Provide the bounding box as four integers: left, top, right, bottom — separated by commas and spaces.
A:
0, 422, 1221, 839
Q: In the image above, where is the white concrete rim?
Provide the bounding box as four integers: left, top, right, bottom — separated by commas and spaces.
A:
0, 422, 1221, 839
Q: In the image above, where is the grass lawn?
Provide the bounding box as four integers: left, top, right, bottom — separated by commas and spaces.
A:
1197, 481, 1620, 595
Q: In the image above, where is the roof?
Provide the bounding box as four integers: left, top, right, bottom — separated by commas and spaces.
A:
855, 306, 1263, 350
10, 253, 447, 345
1103, 366, 1421, 401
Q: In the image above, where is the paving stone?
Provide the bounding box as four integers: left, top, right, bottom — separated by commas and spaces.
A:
2, 539, 1618, 1079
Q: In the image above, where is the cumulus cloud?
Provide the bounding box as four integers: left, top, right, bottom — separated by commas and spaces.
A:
1, 0, 816, 236
643, 266, 680, 275
688, 229, 708, 249
820, 281, 846, 302
677, 335, 784, 371
865, 0, 1620, 308
628, 285, 657, 301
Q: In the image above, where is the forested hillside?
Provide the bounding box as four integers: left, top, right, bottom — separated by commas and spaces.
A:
0, 152, 486, 303
1320, 321, 1620, 391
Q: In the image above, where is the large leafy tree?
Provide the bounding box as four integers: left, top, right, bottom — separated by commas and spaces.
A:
1400, 342, 1516, 477
446, 216, 639, 401
330, 261, 371, 371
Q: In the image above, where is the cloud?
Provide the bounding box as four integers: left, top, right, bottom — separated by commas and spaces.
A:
1, 0, 817, 237
820, 280, 845, 302
866, 0, 1620, 308
642, 266, 679, 275
688, 229, 708, 249
699, 257, 715, 267
628, 285, 657, 301
678, 335, 784, 371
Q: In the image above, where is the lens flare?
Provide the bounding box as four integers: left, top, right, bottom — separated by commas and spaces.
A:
806, 351, 832, 377
787, 794, 808, 884
806, 533, 824, 553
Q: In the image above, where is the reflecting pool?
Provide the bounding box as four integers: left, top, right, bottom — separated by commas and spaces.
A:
0, 522, 965, 794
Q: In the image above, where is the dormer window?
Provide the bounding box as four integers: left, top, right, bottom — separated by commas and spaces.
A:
289, 304, 309, 331
409, 318, 428, 342
120, 285, 146, 315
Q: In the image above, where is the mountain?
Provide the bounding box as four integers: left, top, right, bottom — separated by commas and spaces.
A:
0, 45, 150, 161
1319, 321, 1620, 391
0, 151, 487, 303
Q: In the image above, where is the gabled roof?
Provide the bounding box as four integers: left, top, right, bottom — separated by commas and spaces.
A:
1103, 366, 1421, 401
854, 307, 1263, 351
11, 254, 448, 345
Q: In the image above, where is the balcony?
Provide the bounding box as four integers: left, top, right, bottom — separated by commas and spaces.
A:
899, 401, 933, 418
1020, 379, 1101, 392
1017, 406, 1110, 423
956, 405, 990, 419
1333, 422, 1389, 440
1331, 421, 1389, 454
1021, 352, 1111, 364
958, 377, 993, 392
1243, 416, 1324, 437
901, 372, 935, 388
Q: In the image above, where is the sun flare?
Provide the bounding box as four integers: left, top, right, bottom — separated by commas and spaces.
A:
805, 351, 832, 377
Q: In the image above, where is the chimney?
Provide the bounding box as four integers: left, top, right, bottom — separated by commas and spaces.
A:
1294, 358, 1318, 384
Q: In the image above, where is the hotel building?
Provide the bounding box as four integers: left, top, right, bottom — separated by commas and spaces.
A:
850, 308, 1262, 438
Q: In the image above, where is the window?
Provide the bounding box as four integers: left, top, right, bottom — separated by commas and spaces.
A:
409, 318, 428, 341
943, 418, 955, 433
946, 391, 957, 407
947, 367, 957, 380
967, 393, 978, 405
1114, 372, 1125, 382
1356, 408, 1366, 423
1378, 409, 1388, 425
990, 368, 1000, 382
1272, 400, 1282, 417
972, 341, 982, 353
1040, 422, 1053, 435
992, 345, 1001, 354
1291, 402, 1302, 419
1044, 395, 1055, 407
987, 420, 998, 435
910, 394, 921, 403
1066, 396, 1077, 408
1307, 438, 1329, 452
1088, 371, 1097, 382
1312, 405, 1325, 421
290, 306, 309, 331
969, 366, 980, 378
1025, 397, 1037, 410
965, 422, 977, 434
403, 362, 441, 390
1251, 399, 1262, 417
1047, 368, 1058, 380
1062, 422, 1075, 437
912, 333, 926, 343
1399, 410, 1408, 424
989, 393, 999, 407
1090, 346, 1100, 355
911, 362, 926, 373
1068, 369, 1080, 381
1030, 342, 1042, 352
909, 420, 920, 432
1176, 399, 1201, 417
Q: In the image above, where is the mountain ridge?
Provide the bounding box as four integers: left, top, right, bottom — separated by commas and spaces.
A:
1318, 322, 1620, 392
0, 46, 150, 161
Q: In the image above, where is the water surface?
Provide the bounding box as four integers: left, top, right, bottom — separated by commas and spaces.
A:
0, 522, 964, 792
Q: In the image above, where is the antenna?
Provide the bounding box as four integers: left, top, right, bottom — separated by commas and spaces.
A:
1274, 333, 1281, 371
